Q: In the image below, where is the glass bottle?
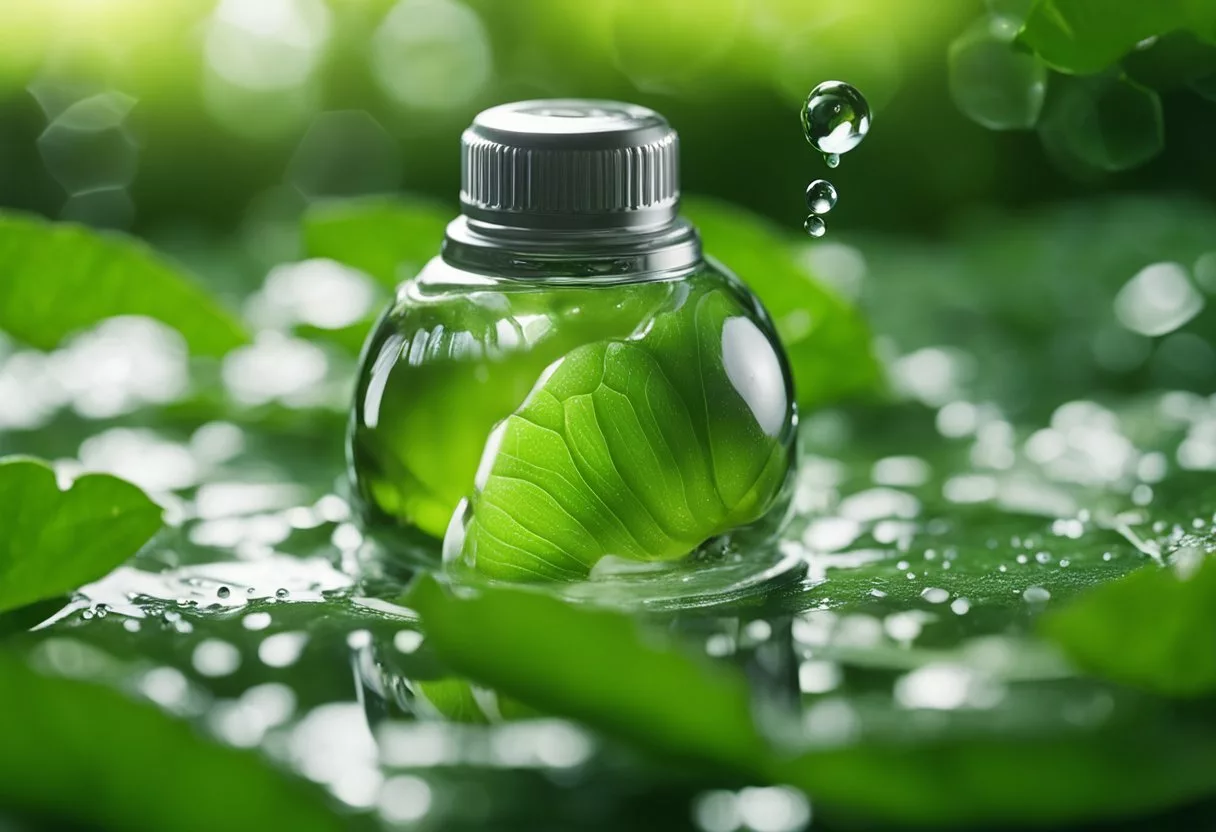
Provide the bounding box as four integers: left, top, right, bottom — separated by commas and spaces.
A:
348, 100, 799, 588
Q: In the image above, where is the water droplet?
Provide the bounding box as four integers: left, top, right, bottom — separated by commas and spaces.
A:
1022, 585, 1051, 603
1034, 551, 1052, 564
1016, 554, 1028, 564
802, 81, 871, 157
803, 215, 826, 237
94, 603, 109, 618
275, 587, 290, 599
824, 153, 840, 169
921, 587, 949, 604
805, 179, 838, 214
950, 598, 971, 615
217, 586, 231, 599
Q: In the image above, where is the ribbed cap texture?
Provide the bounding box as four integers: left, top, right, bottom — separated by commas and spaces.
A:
460, 100, 679, 229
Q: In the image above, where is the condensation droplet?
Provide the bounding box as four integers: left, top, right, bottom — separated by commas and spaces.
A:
217, 586, 231, 599
1023, 585, 1051, 603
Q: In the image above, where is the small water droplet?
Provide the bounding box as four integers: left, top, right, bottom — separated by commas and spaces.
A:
1034, 551, 1052, 564
1059, 558, 1071, 567
217, 586, 231, 599
82, 609, 95, 620
824, 153, 840, 168
94, 603, 108, 618
921, 587, 949, 604
950, 598, 971, 615
805, 179, 838, 214
803, 215, 826, 237
1016, 554, 1028, 564
1023, 585, 1051, 603
275, 588, 289, 599
1102, 551, 1113, 561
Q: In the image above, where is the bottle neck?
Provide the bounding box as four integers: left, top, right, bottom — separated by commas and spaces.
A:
440, 214, 702, 283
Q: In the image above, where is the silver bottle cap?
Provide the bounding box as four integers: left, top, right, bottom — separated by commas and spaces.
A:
460, 99, 679, 231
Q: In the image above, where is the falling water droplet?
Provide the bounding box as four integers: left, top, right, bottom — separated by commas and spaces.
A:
824, 153, 840, 168
803, 215, 826, 237
802, 80, 871, 158
805, 179, 838, 215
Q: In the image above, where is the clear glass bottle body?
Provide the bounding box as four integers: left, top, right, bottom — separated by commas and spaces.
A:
348, 221, 798, 582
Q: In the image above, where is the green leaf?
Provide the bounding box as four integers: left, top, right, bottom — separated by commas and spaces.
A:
405, 575, 768, 765
683, 196, 883, 410
1042, 554, 1216, 697
0, 212, 247, 357
0, 651, 346, 832
0, 457, 162, 614
1018, 0, 1216, 74
302, 196, 451, 288
408, 575, 1216, 827
453, 287, 792, 581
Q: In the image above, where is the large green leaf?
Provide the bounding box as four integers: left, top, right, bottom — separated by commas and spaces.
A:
408, 574, 1216, 827
405, 575, 767, 765
0, 212, 247, 357
1018, 0, 1216, 74
452, 287, 792, 581
1042, 554, 1216, 697
0, 457, 162, 614
302, 196, 451, 288
0, 651, 346, 832
683, 196, 883, 410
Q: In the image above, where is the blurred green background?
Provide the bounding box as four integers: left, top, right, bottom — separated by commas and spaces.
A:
4, 2, 1216, 831
4, 0, 1215, 240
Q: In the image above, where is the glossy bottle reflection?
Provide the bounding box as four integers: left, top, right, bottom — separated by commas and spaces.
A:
350, 259, 798, 580
346, 99, 800, 583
